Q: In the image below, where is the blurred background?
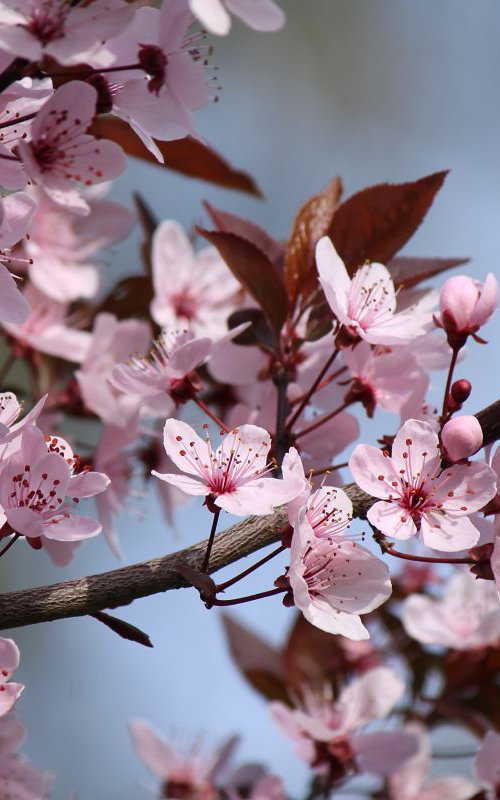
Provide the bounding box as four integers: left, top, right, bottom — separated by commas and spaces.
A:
2, 1, 500, 796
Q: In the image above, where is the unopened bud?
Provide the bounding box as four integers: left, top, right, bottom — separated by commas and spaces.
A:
451, 379, 472, 404
441, 415, 483, 462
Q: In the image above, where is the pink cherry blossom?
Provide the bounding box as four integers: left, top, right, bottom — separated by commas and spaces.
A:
75, 312, 152, 427
0, 425, 109, 544
17, 81, 126, 215
0, 0, 134, 65
153, 419, 302, 516
189, 0, 285, 35
129, 719, 237, 799
0, 191, 39, 324
3, 285, 91, 363
288, 505, 392, 639
342, 342, 429, 417
437, 272, 499, 347
151, 220, 241, 337
0, 639, 23, 718
388, 722, 475, 800
0, 715, 53, 799
0, 78, 52, 190
441, 415, 483, 462
94, 3, 209, 157
0, 392, 46, 461
25, 188, 135, 303
401, 570, 500, 650
349, 418, 497, 552
316, 236, 435, 345
475, 730, 500, 800
271, 667, 416, 776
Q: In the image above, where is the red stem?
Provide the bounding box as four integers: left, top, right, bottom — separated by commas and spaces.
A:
383, 545, 473, 565
193, 397, 229, 433
216, 543, 286, 593
441, 346, 460, 421
294, 401, 350, 441
209, 587, 286, 607
286, 348, 339, 429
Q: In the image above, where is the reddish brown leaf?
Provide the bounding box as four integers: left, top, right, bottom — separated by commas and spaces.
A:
329, 171, 448, 271
387, 256, 469, 290
96, 275, 153, 320
204, 202, 283, 264
285, 177, 343, 306
91, 116, 262, 197
197, 228, 288, 336
284, 613, 351, 694
133, 192, 158, 277
304, 295, 333, 341
91, 611, 153, 648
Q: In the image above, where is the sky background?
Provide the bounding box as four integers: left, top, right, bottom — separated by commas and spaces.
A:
2, 1, 500, 797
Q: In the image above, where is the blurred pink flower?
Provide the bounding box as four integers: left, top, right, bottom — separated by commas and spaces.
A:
0, 78, 52, 190
349, 418, 497, 552
475, 730, 500, 800
189, 0, 285, 35
0, 639, 23, 718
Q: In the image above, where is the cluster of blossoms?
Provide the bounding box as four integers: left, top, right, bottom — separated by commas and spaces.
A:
0, 1, 498, 797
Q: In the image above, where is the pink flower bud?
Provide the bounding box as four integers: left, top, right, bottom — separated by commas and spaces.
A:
441, 415, 483, 462
438, 273, 499, 347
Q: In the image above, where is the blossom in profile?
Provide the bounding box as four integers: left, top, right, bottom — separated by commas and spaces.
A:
316, 236, 435, 345
17, 81, 126, 215
349, 418, 497, 552
129, 719, 237, 799
437, 272, 499, 348
389, 722, 475, 800
0, 639, 23, 718
189, 0, 285, 36
271, 668, 416, 777
475, 730, 500, 799
401, 570, 500, 650
153, 420, 302, 515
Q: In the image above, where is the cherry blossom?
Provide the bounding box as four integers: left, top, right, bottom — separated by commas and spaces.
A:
0, 191, 39, 324
388, 722, 476, 800
17, 81, 126, 215
129, 719, 236, 799
401, 570, 500, 650
436, 272, 499, 347
150, 221, 241, 337
0, 0, 134, 65
270, 668, 416, 777
189, 0, 285, 35
0, 78, 52, 191
0, 639, 23, 718
153, 420, 302, 515
349, 418, 497, 551
316, 236, 435, 345
475, 730, 500, 800
441, 415, 483, 462
0, 715, 53, 798
0, 425, 109, 544
0, 391, 46, 460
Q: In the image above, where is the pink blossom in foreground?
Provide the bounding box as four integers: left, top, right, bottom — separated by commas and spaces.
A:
0, 78, 52, 190
0, 0, 134, 65
151, 220, 241, 337
129, 719, 237, 799
316, 236, 435, 345
389, 722, 475, 800
0, 425, 109, 544
153, 420, 302, 515
0, 639, 23, 718
0, 392, 46, 461
349, 419, 497, 552
95, 3, 209, 157
475, 730, 500, 799
4, 286, 91, 363
17, 81, 126, 215
189, 0, 285, 35
0, 191, 38, 324
401, 570, 500, 650
441, 415, 483, 462
437, 272, 499, 347
288, 505, 392, 639
271, 668, 416, 777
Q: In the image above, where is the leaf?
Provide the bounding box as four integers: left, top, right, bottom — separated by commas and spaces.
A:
96, 275, 153, 320
91, 611, 153, 648
284, 613, 351, 694
387, 256, 469, 290
91, 117, 263, 197
284, 177, 343, 306
220, 613, 290, 704
204, 202, 283, 264
133, 192, 158, 277
175, 563, 217, 604
304, 296, 333, 342
329, 171, 448, 270
227, 308, 278, 351
197, 228, 288, 336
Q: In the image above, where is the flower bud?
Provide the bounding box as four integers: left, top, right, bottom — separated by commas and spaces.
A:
438, 273, 499, 347
441, 415, 483, 462
451, 379, 472, 404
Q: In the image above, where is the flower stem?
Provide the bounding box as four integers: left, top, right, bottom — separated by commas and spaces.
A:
286, 348, 339, 429
0, 533, 20, 559
216, 543, 287, 593
193, 397, 229, 433
208, 586, 286, 607
382, 544, 473, 565
441, 346, 460, 421
309, 462, 349, 476
273, 367, 290, 471
294, 402, 350, 441
202, 509, 220, 573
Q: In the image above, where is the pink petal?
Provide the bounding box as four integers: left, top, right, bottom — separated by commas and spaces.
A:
0, 639, 19, 674
349, 444, 399, 499
189, 0, 231, 34
151, 470, 209, 497
0, 682, 23, 718
68, 471, 110, 498
353, 730, 419, 777
129, 719, 175, 780
225, 0, 285, 31
391, 418, 440, 477
162, 418, 210, 476
421, 511, 480, 552
0, 265, 29, 324
367, 500, 417, 540
42, 514, 101, 542
315, 236, 350, 322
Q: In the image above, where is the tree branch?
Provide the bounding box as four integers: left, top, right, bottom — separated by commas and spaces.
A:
0, 484, 372, 632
